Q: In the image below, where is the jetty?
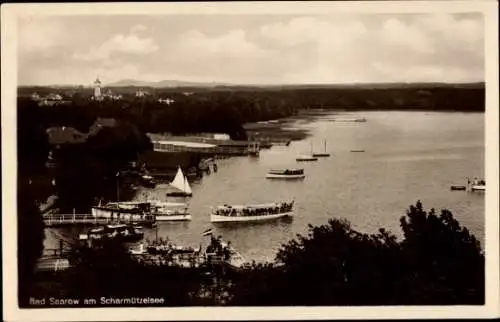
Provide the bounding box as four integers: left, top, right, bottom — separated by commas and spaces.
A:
43, 213, 156, 227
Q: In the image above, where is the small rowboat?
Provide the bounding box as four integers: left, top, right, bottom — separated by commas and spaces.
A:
450, 185, 466, 191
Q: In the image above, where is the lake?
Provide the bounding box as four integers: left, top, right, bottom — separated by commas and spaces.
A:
45, 111, 485, 263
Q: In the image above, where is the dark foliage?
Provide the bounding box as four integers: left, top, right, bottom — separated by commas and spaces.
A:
229, 201, 484, 306
18, 181, 47, 307
52, 120, 152, 212
18, 84, 484, 145
60, 240, 211, 306
17, 99, 51, 306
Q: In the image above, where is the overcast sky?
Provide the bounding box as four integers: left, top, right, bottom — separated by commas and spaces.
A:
17, 13, 484, 86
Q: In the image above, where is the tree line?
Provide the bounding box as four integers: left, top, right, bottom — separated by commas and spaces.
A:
18, 84, 484, 141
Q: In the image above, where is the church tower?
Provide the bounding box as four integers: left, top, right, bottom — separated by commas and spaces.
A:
93, 77, 102, 100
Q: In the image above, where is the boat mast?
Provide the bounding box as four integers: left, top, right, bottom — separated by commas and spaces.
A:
116, 171, 120, 202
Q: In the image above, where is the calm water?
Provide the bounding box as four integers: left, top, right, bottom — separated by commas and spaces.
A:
45, 111, 485, 262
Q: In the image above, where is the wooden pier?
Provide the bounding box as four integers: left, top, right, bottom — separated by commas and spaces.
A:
43, 214, 156, 227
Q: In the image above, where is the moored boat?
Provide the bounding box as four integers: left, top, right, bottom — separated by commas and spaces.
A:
468, 178, 485, 191
210, 201, 294, 223
248, 142, 260, 157
297, 142, 318, 161
312, 139, 331, 157
150, 200, 191, 221
266, 168, 305, 179
91, 201, 154, 222
296, 155, 318, 161
79, 223, 144, 243
204, 232, 246, 270
450, 185, 467, 191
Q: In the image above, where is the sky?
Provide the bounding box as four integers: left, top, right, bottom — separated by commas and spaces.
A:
17, 13, 485, 86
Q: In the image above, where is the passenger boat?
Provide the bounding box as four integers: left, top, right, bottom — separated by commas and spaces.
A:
167, 166, 193, 197
312, 140, 331, 157
79, 224, 144, 243
468, 178, 485, 191
150, 200, 191, 221
210, 201, 294, 223
266, 168, 305, 179
114, 200, 191, 221
91, 201, 154, 222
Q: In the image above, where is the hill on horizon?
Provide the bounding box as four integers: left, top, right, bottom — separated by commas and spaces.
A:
19, 80, 485, 90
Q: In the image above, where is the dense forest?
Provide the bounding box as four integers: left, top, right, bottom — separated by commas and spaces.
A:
18, 83, 485, 140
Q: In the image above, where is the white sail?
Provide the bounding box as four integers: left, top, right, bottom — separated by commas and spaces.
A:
171, 167, 186, 192
170, 166, 192, 195
183, 176, 192, 195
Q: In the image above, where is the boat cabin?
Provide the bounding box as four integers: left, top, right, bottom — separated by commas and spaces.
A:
269, 168, 304, 175
215, 201, 294, 217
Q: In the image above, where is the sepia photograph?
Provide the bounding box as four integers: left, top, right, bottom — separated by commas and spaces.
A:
2, 1, 499, 321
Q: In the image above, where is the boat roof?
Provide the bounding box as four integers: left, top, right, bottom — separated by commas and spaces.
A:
217, 202, 290, 210
106, 224, 128, 229
269, 168, 303, 172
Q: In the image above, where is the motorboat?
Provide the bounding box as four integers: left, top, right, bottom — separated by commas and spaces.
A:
266, 168, 305, 179
210, 201, 294, 223
468, 178, 485, 191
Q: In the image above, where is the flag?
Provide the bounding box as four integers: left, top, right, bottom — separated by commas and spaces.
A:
202, 228, 214, 236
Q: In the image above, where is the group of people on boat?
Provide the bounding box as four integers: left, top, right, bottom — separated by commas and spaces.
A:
215, 201, 294, 217
206, 235, 232, 261
468, 177, 486, 186
282, 169, 304, 175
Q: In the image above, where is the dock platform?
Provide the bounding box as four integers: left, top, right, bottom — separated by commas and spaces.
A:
43, 214, 156, 227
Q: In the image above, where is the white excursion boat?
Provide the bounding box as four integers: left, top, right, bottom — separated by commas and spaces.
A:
210, 201, 294, 223
167, 166, 193, 197
91, 201, 153, 221
312, 140, 331, 157
266, 168, 305, 179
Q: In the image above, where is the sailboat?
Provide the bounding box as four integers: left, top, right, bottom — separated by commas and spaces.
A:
296, 142, 318, 162
312, 140, 331, 157
167, 166, 193, 197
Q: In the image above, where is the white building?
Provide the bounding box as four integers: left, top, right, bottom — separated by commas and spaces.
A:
136, 89, 149, 97
93, 78, 103, 100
